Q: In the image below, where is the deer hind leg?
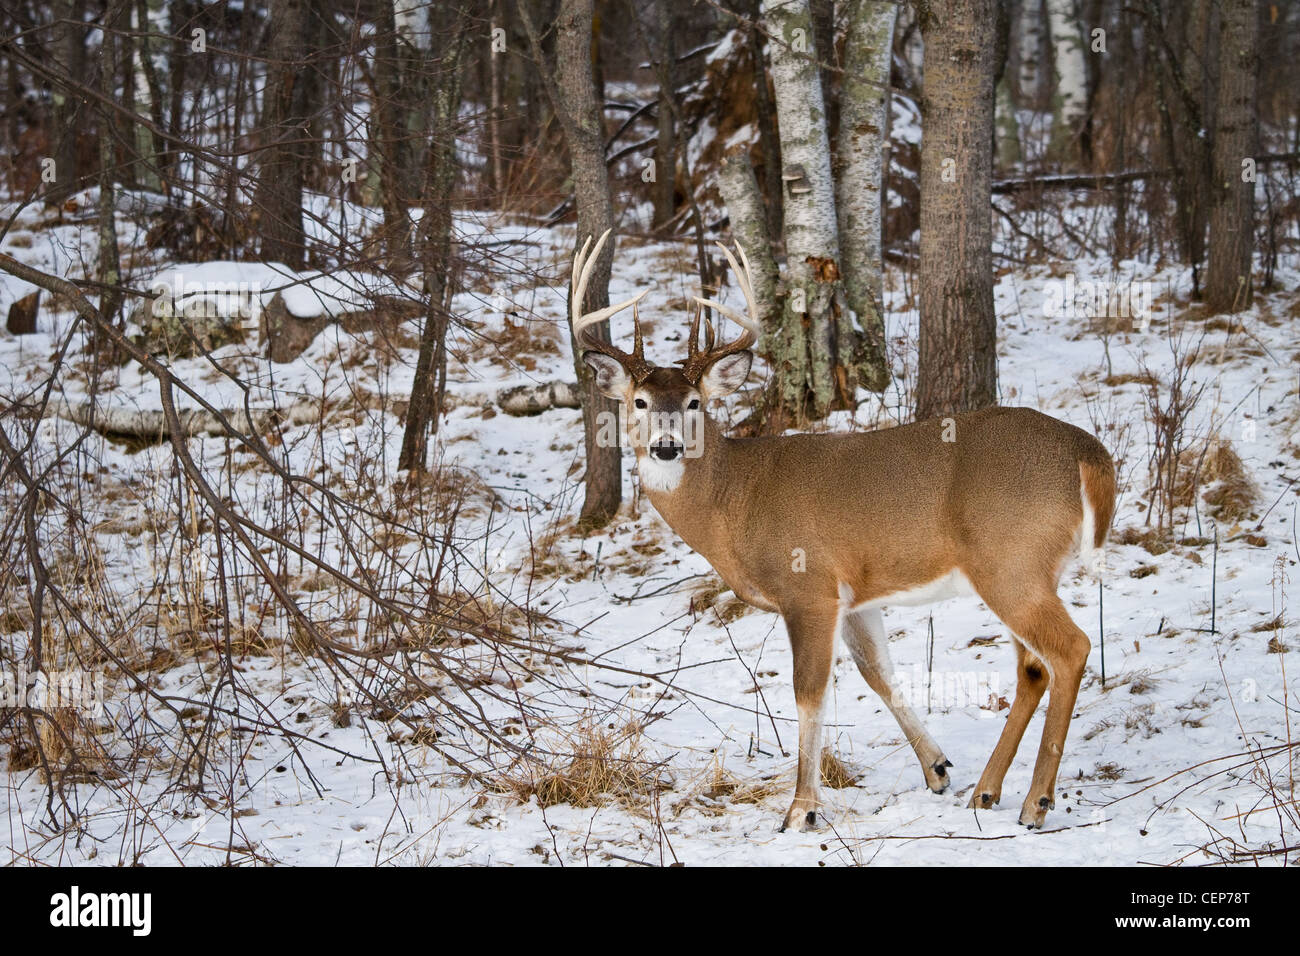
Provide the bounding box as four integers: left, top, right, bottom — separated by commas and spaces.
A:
779, 603, 839, 833
968, 639, 1048, 810
977, 592, 1090, 829
842, 607, 952, 793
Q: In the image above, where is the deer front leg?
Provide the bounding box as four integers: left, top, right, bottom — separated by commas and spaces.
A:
779, 603, 839, 832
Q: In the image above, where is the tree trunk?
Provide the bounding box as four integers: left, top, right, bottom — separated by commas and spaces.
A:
1046, 0, 1088, 160
742, 0, 785, 241
717, 152, 781, 334
399, 4, 469, 473
1148, 0, 1218, 295
371, 1, 409, 246
1204, 0, 1258, 314
97, 1, 124, 333
253, 0, 310, 269
835, 0, 895, 394
46, 0, 90, 206
1017, 0, 1048, 111
915, 0, 998, 421
651, 0, 678, 228
521, 0, 622, 529
759, 0, 847, 426
130, 0, 165, 193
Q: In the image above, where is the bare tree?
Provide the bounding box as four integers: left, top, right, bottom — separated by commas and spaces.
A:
1045, 0, 1088, 159
650, 0, 678, 228
252, 0, 311, 268
399, 3, 471, 473
915, 0, 998, 420
45, 0, 91, 206
521, 0, 623, 529
1146, 0, 1218, 296
1204, 0, 1259, 314
96, 0, 124, 330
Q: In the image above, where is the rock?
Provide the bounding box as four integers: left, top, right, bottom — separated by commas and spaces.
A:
259, 291, 332, 364
260, 291, 423, 364
131, 292, 249, 358
7, 291, 40, 335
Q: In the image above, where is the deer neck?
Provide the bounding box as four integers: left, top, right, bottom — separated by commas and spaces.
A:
638, 413, 744, 554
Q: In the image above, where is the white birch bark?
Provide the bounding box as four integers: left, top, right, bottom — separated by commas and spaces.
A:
1018, 0, 1046, 109
761, 0, 841, 414
1046, 0, 1087, 128
761, 0, 839, 276
835, 0, 895, 390
395, 0, 430, 51
131, 1, 162, 192
717, 151, 781, 331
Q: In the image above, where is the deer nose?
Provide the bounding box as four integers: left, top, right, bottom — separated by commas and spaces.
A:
650, 441, 683, 461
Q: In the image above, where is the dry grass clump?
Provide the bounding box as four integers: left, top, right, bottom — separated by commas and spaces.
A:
1117, 526, 1172, 555
1172, 439, 1257, 522
491, 717, 668, 810
820, 749, 862, 789
674, 753, 787, 816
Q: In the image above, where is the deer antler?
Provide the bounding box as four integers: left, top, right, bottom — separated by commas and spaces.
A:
681, 241, 761, 384
571, 229, 653, 382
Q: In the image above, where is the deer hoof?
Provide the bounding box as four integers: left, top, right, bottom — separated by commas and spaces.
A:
779, 800, 827, 833
1018, 795, 1053, 829
926, 758, 953, 793
967, 789, 999, 809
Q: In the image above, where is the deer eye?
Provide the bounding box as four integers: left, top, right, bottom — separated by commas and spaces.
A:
687, 399, 700, 410
634, 398, 647, 410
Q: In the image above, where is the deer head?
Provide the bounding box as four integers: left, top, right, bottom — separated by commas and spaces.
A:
572, 230, 759, 491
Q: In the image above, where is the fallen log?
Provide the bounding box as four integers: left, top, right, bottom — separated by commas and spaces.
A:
496, 381, 582, 416
48, 397, 320, 440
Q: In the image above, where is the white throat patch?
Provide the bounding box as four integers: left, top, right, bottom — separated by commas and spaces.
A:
637, 455, 684, 493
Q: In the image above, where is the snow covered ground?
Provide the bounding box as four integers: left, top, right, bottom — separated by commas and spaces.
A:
2, 198, 1298, 866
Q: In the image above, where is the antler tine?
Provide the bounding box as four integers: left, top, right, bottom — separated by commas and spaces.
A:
690, 242, 759, 341
570, 229, 606, 335
682, 241, 760, 382
570, 230, 655, 381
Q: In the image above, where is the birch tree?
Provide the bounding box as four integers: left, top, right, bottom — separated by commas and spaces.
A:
915, 0, 998, 419
1045, 0, 1088, 157
835, 0, 896, 394
749, 0, 889, 428
1205, 0, 1259, 314
1018, 0, 1047, 110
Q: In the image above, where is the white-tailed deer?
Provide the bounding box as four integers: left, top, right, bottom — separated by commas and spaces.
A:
573, 231, 1116, 832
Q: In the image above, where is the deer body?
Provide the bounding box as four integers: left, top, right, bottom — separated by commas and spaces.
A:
571, 233, 1116, 833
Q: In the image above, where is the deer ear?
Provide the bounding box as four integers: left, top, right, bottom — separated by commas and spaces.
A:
699, 351, 752, 398
583, 352, 631, 399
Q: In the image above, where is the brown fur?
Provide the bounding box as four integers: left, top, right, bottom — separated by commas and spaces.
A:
618, 369, 1116, 831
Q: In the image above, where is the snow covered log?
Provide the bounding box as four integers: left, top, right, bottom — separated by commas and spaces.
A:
47, 397, 320, 440
496, 381, 583, 416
